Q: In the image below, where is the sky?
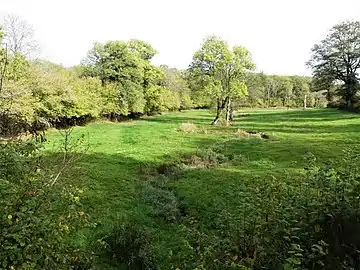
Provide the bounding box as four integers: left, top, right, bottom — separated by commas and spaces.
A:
1, 0, 360, 76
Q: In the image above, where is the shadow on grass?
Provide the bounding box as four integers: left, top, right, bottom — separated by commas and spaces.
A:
239, 109, 359, 123
37, 108, 360, 268
42, 133, 328, 228
42, 124, 359, 268
234, 123, 360, 134
143, 109, 360, 133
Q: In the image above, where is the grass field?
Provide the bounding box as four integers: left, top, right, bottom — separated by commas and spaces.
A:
46, 108, 360, 268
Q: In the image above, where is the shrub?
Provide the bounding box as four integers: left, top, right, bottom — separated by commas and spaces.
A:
184, 148, 228, 169
285, 151, 360, 269
103, 224, 154, 269
178, 122, 197, 133
245, 150, 360, 269
155, 162, 181, 176
0, 133, 93, 269
140, 183, 180, 221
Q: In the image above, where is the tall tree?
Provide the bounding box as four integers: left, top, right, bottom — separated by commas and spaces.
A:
3, 14, 40, 58
188, 36, 255, 125
82, 40, 164, 116
160, 66, 192, 110
277, 77, 293, 107
245, 72, 266, 106
308, 20, 360, 107
292, 76, 310, 109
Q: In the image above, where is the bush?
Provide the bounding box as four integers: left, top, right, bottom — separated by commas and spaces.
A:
103, 224, 155, 269
178, 122, 197, 133
184, 149, 228, 169
0, 134, 93, 269
140, 182, 180, 221
239, 150, 360, 269
282, 151, 360, 269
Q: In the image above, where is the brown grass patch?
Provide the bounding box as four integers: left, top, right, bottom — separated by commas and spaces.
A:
184, 149, 228, 169
178, 122, 197, 133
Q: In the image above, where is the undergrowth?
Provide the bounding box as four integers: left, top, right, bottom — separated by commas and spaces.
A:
132, 143, 360, 269
0, 132, 94, 269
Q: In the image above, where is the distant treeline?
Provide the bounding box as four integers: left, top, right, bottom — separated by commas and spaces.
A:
0, 36, 325, 136
191, 72, 327, 109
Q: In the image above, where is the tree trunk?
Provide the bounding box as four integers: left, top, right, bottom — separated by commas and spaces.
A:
212, 114, 220, 125
303, 94, 307, 110
212, 97, 228, 125
225, 99, 231, 125
229, 103, 235, 121
212, 100, 222, 125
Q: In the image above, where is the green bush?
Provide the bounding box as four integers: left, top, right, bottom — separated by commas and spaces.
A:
0, 137, 93, 269
103, 223, 155, 269
140, 182, 180, 221
279, 151, 360, 269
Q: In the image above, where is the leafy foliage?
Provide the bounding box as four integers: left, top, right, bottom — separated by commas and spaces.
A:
188, 36, 255, 124
0, 37, 195, 136
102, 223, 155, 269
81, 40, 192, 118
0, 134, 93, 269
308, 20, 360, 107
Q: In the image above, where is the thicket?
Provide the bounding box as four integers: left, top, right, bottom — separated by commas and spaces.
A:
0, 131, 95, 269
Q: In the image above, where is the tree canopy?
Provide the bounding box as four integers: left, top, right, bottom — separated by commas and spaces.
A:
0, 16, 344, 136
308, 20, 360, 107
188, 36, 255, 124
3, 14, 40, 58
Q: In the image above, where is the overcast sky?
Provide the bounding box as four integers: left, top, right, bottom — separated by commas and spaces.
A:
1, 0, 360, 75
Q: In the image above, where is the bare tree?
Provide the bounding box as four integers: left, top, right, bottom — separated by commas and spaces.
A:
3, 14, 40, 58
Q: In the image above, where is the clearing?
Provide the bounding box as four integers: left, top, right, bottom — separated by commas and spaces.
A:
45, 108, 360, 269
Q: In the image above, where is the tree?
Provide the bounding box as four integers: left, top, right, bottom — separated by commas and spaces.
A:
308, 20, 360, 107
277, 77, 293, 107
82, 40, 184, 117
245, 72, 266, 107
292, 76, 310, 109
82, 40, 149, 115
0, 27, 8, 93
160, 66, 192, 110
3, 14, 40, 58
0, 30, 35, 135
263, 75, 279, 107
188, 36, 255, 125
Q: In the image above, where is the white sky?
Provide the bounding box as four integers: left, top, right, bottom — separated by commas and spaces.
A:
1, 0, 360, 75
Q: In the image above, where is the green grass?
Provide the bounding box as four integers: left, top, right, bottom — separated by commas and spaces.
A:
45, 108, 360, 268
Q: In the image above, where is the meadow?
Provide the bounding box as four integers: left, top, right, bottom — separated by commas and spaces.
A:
45, 108, 360, 269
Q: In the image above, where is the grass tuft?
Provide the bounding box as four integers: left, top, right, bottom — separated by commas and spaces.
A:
178, 122, 197, 133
